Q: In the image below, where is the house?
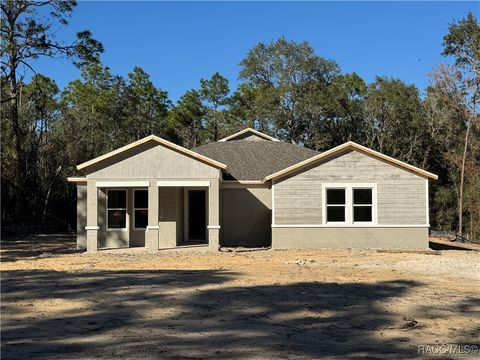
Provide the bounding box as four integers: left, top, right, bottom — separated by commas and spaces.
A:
67, 128, 438, 251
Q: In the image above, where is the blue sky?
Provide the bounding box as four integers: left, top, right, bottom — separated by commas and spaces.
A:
34, 1, 479, 101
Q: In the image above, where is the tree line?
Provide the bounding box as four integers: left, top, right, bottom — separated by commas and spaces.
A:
1, 1, 479, 241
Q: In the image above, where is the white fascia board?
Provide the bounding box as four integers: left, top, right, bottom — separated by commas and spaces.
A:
157, 180, 211, 187
96, 181, 149, 187
271, 224, 430, 228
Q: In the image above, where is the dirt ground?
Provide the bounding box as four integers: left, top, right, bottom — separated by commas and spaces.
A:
1, 235, 479, 359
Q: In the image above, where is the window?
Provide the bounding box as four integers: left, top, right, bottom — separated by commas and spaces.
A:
323, 184, 376, 225
107, 190, 127, 229
353, 188, 373, 222
134, 189, 148, 229
326, 188, 346, 222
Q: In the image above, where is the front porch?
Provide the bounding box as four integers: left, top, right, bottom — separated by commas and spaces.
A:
83, 180, 220, 252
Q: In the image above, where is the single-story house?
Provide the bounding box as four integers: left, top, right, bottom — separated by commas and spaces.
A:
68, 128, 438, 251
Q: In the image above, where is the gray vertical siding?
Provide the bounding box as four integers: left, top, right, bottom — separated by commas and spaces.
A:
274, 150, 427, 225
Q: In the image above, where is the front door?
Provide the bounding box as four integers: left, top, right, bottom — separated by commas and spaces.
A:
188, 190, 206, 241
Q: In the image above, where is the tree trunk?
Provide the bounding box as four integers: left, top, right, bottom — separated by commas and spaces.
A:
5, 6, 30, 223
458, 119, 470, 236
42, 166, 62, 224
9, 68, 27, 223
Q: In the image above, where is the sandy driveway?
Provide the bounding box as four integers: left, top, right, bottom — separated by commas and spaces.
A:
1, 235, 479, 359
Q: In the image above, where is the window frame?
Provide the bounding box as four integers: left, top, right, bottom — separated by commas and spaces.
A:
322, 183, 377, 226
325, 187, 347, 224
352, 187, 374, 224
133, 188, 148, 231
106, 189, 128, 231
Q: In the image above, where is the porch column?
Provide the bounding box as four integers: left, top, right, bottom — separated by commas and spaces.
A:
86, 180, 99, 252
207, 179, 220, 250
146, 180, 159, 251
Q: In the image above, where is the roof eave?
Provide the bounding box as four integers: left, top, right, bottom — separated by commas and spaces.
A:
221, 179, 266, 184
67, 177, 87, 183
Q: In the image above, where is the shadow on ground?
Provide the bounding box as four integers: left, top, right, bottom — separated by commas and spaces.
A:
428, 240, 475, 251
0, 234, 79, 262
1, 267, 431, 359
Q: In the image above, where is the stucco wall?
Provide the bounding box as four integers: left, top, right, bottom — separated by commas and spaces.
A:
76, 184, 87, 250
274, 149, 427, 225
221, 185, 272, 247
94, 187, 188, 249
85, 141, 220, 180
79, 140, 221, 250
176, 188, 184, 245
272, 227, 429, 249
158, 187, 180, 248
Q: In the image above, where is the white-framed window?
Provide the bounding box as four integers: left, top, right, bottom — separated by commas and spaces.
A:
107, 189, 127, 230
325, 188, 347, 223
353, 188, 373, 223
323, 184, 377, 225
133, 189, 148, 230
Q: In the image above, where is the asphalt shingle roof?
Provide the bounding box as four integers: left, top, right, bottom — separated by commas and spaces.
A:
194, 140, 319, 181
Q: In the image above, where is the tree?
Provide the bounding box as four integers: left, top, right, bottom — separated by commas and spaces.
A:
125, 67, 171, 141
228, 83, 262, 131
169, 90, 206, 148
199, 72, 230, 141
441, 12, 480, 236
306, 72, 366, 150
58, 64, 120, 164
239, 38, 340, 143
1, 0, 102, 222
1, 74, 60, 222
423, 70, 467, 234
362, 77, 426, 166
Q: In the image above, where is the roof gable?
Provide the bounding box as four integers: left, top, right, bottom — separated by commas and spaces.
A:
84, 140, 221, 179
76, 135, 227, 171
218, 128, 279, 142
264, 142, 438, 181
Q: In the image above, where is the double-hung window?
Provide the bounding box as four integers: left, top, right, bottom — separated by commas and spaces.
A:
107, 189, 127, 229
353, 188, 373, 222
134, 189, 148, 230
324, 184, 376, 225
326, 188, 346, 222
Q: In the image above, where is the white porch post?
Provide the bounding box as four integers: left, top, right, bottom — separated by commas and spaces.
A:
146, 180, 159, 251
86, 180, 99, 252
207, 179, 220, 250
